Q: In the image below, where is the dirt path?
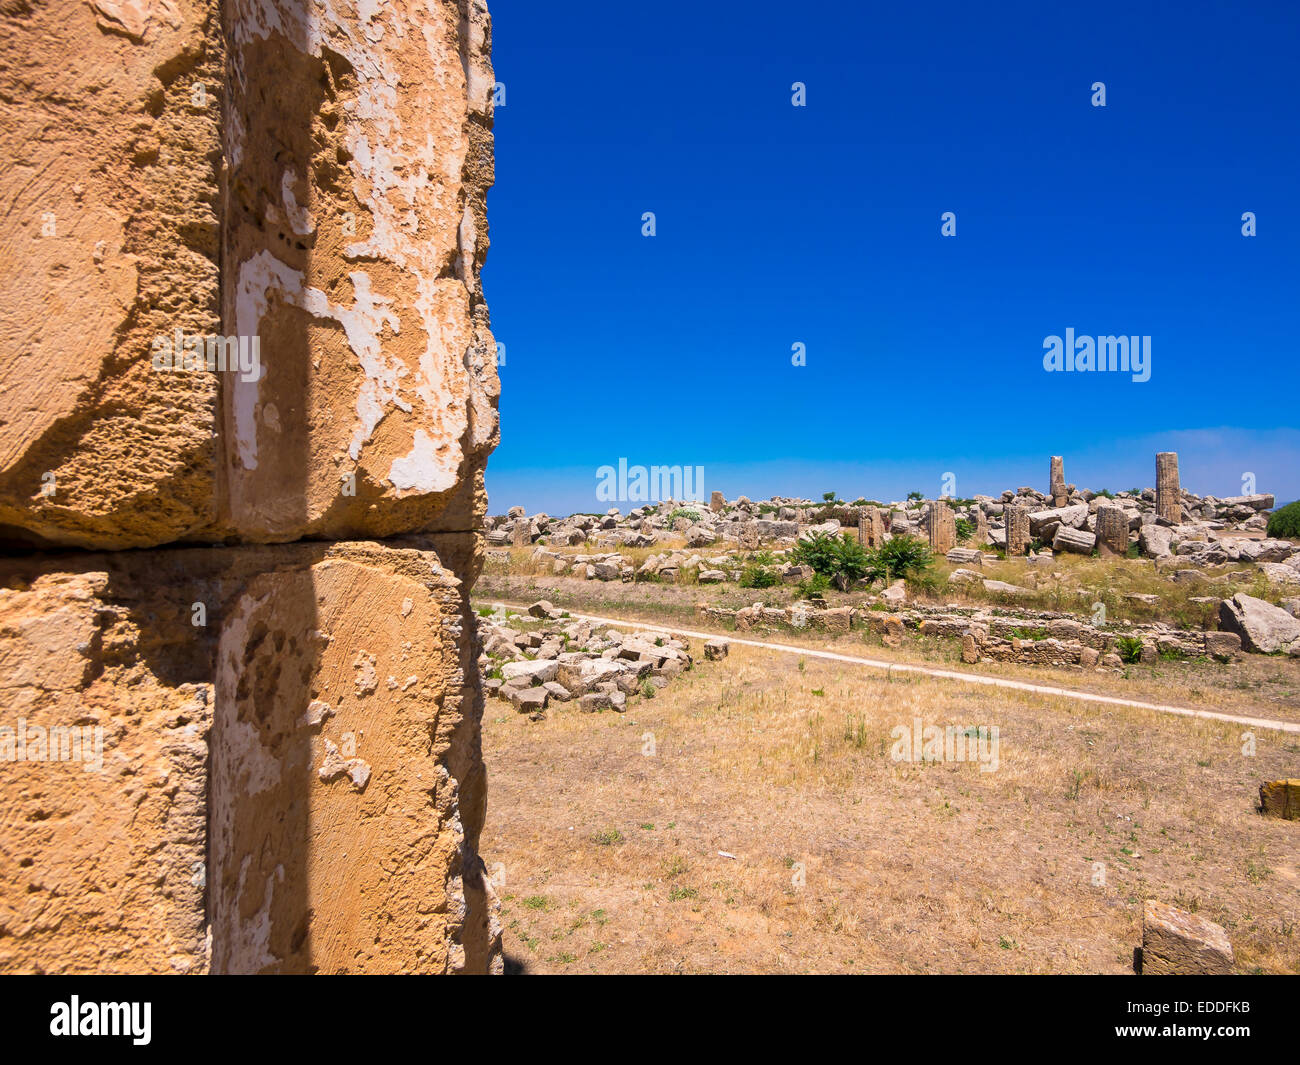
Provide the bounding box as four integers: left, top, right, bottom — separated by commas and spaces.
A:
487, 601, 1300, 735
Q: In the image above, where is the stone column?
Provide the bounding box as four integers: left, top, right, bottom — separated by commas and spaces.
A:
710, 490, 725, 513
858, 505, 885, 549
1049, 456, 1068, 507
0, 0, 500, 975
1095, 504, 1129, 558
927, 499, 956, 554
973, 507, 989, 545
1156, 452, 1181, 523
1005, 504, 1030, 556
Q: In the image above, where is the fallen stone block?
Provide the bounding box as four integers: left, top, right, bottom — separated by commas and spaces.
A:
1203, 631, 1242, 662
502, 659, 560, 685
704, 638, 730, 660
1218, 593, 1300, 653
1052, 526, 1096, 555
508, 686, 549, 713
1259, 779, 1300, 820
1140, 900, 1234, 975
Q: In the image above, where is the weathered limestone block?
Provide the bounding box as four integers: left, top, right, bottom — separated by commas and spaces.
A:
220, 0, 499, 543
1005, 503, 1030, 557
1203, 631, 1241, 662
0, 568, 210, 974
858, 506, 885, 549
1219, 593, 1300, 654
0, 536, 498, 975
709, 491, 724, 513
1259, 779, 1300, 820
1140, 900, 1234, 975
1049, 455, 1067, 507
1139, 523, 1173, 559
0, 0, 500, 550
1052, 526, 1096, 555
1156, 452, 1181, 523
927, 499, 956, 554
737, 521, 761, 550
1095, 504, 1129, 557
0, 0, 225, 550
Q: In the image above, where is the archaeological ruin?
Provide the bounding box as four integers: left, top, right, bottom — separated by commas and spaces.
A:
1, 0, 500, 974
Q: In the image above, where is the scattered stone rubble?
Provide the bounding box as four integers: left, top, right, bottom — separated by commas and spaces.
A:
486, 453, 1298, 663
476, 601, 727, 717
489, 452, 1292, 591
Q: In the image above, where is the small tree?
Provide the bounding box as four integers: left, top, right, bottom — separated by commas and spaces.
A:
1266, 500, 1300, 539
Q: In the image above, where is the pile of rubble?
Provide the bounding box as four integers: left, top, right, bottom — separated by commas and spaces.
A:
487, 451, 1294, 588
476, 601, 729, 717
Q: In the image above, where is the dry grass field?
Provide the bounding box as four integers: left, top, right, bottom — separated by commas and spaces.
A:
481, 638, 1300, 974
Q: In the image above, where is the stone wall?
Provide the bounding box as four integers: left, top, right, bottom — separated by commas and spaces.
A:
0, 0, 499, 974
697, 600, 1241, 669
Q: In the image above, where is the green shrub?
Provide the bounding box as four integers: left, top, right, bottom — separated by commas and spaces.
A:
669, 507, 701, 525
1116, 636, 1144, 664
792, 531, 871, 584
1266, 500, 1300, 539
796, 572, 832, 598
868, 535, 934, 582
955, 517, 975, 542
739, 564, 780, 589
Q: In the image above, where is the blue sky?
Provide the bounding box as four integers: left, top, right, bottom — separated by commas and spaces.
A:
482, 0, 1299, 515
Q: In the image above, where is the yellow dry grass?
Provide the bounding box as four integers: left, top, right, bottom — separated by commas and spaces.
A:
482, 641, 1300, 974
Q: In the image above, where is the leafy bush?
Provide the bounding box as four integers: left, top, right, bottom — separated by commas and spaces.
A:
792, 532, 872, 585
796, 572, 832, 598
907, 491, 923, 501
867, 535, 933, 582
1116, 636, 1144, 664
954, 517, 975, 542
739, 564, 780, 589
669, 507, 701, 525
1266, 500, 1300, 539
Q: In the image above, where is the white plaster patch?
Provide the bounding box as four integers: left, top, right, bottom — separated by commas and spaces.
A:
234, 251, 409, 469
280, 168, 315, 236
387, 428, 455, 494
